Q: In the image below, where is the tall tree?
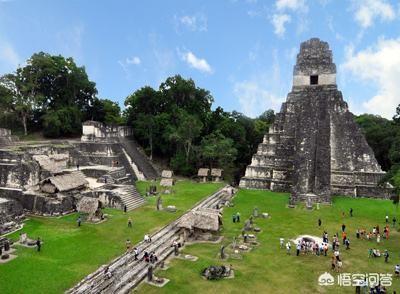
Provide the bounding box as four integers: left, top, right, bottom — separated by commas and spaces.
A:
0, 73, 40, 135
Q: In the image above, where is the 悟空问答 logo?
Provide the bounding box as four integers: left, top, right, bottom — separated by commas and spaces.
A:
318, 272, 335, 286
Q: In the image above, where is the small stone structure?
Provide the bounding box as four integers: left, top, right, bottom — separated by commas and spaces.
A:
240, 38, 393, 203
81, 121, 133, 142
179, 208, 221, 241
211, 169, 223, 182
160, 170, 174, 187
198, 168, 210, 182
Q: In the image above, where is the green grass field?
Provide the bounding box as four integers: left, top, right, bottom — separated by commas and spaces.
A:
0, 180, 223, 294
137, 189, 400, 294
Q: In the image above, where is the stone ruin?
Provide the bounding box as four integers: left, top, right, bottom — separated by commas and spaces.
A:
0, 128, 18, 147
240, 38, 393, 204
0, 121, 160, 231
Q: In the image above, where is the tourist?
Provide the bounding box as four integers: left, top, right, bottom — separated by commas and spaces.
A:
286, 241, 291, 255
368, 248, 373, 258
232, 214, 236, 223
372, 248, 381, 257
345, 238, 350, 250
133, 247, 139, 260
128, 217, 132, 228
126, 239, 131, 251
384, 250, 389, 263
144, 234, 151, 243
318, 218, 321, 227
341, 224, 346, 232
350, 208, 353, 217
296, 241, 301, 256
393, 217, 397, 228
124, 205, 127, 214
336, 260, 342, 272
76, 163, 80, 170
386, 215, 389, 224
342, 231, 347, 245
77, 216, 82, 227
377, 234, 381, 244
236, 212, 240, 222
143, 251, 150, 262
36, 237, 41, 252
395, 265, 400, 277
280, 238, 284, 249
334, 249, 340, 261
356, 229, 360, 239
331, 255, 336, 271
323, 243, 328, 256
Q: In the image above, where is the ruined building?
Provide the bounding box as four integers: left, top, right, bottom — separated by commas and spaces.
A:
240, 38, 392, 204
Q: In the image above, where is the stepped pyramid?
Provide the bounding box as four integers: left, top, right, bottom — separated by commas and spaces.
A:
239, 38, 392, 204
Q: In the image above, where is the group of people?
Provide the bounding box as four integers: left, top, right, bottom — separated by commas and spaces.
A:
356, 224, 390, 242
143, 251, 158, 263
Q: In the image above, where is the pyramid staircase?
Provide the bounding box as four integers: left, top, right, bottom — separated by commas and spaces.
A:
118, 137, 158, 180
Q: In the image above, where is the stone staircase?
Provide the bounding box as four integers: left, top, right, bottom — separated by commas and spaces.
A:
67, 186, 233, 294
115, 185, 146, 211
118, 137, 158, 180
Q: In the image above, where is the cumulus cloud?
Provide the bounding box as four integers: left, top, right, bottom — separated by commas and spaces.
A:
352, 0, 396, 28
342, 38, 400, 119
271, 13, 291, 37
175, 13, 207, 32
0, 42, 20, 74
179, 50, 213, 74
276, 0, 308, 12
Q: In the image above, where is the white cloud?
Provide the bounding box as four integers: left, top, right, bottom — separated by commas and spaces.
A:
342, 38, 400, 119
175, 13, 207, 32
179, 50, 213, 74
234, 79, 283, 117
352, 0, 396, 28
276, 0, 308, 12
0, 42, 20, 74
126, 56, 141, 65
271, 13, 291, 37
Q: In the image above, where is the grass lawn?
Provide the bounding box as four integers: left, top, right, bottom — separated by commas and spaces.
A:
137, 189, 400, 294
0, 180, 223, 294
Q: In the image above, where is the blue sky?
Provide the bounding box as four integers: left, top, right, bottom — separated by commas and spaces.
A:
1, 0, 400, 119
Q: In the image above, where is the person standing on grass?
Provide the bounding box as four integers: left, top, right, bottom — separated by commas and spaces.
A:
384, 250, 389, 263
345, 238, 350, 250
126, 239, 131, 251
36, 237, 41, 252
350, 208, 353, 217
236, 212, 240, 223
232, 214, 236, 223
386, 215, 389, 224
124, 205, 127, 214
377, 234, 381, 244
77, 216, 82, 227
342, 224, 346, 232
280, 238, 284, 249
395, 265, 400, 277
128, 217, 132, 228
296, 241, 301, 256
286, 241, 291, 255
318, 218, 321, 227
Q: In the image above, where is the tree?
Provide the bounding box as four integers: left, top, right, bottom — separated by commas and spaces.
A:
200, 130, 237, 169
91, 98, 123, 125
0, 73, 40, 135
168, 110, 203, 163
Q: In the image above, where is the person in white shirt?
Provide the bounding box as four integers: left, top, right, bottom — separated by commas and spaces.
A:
280, 238, 284, 249
286, 242, 291, 255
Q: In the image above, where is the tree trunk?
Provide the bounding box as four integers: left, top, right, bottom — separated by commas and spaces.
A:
22, 114, 28, 136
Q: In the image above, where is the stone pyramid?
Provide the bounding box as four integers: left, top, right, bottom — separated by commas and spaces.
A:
239, 38, 392, 204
